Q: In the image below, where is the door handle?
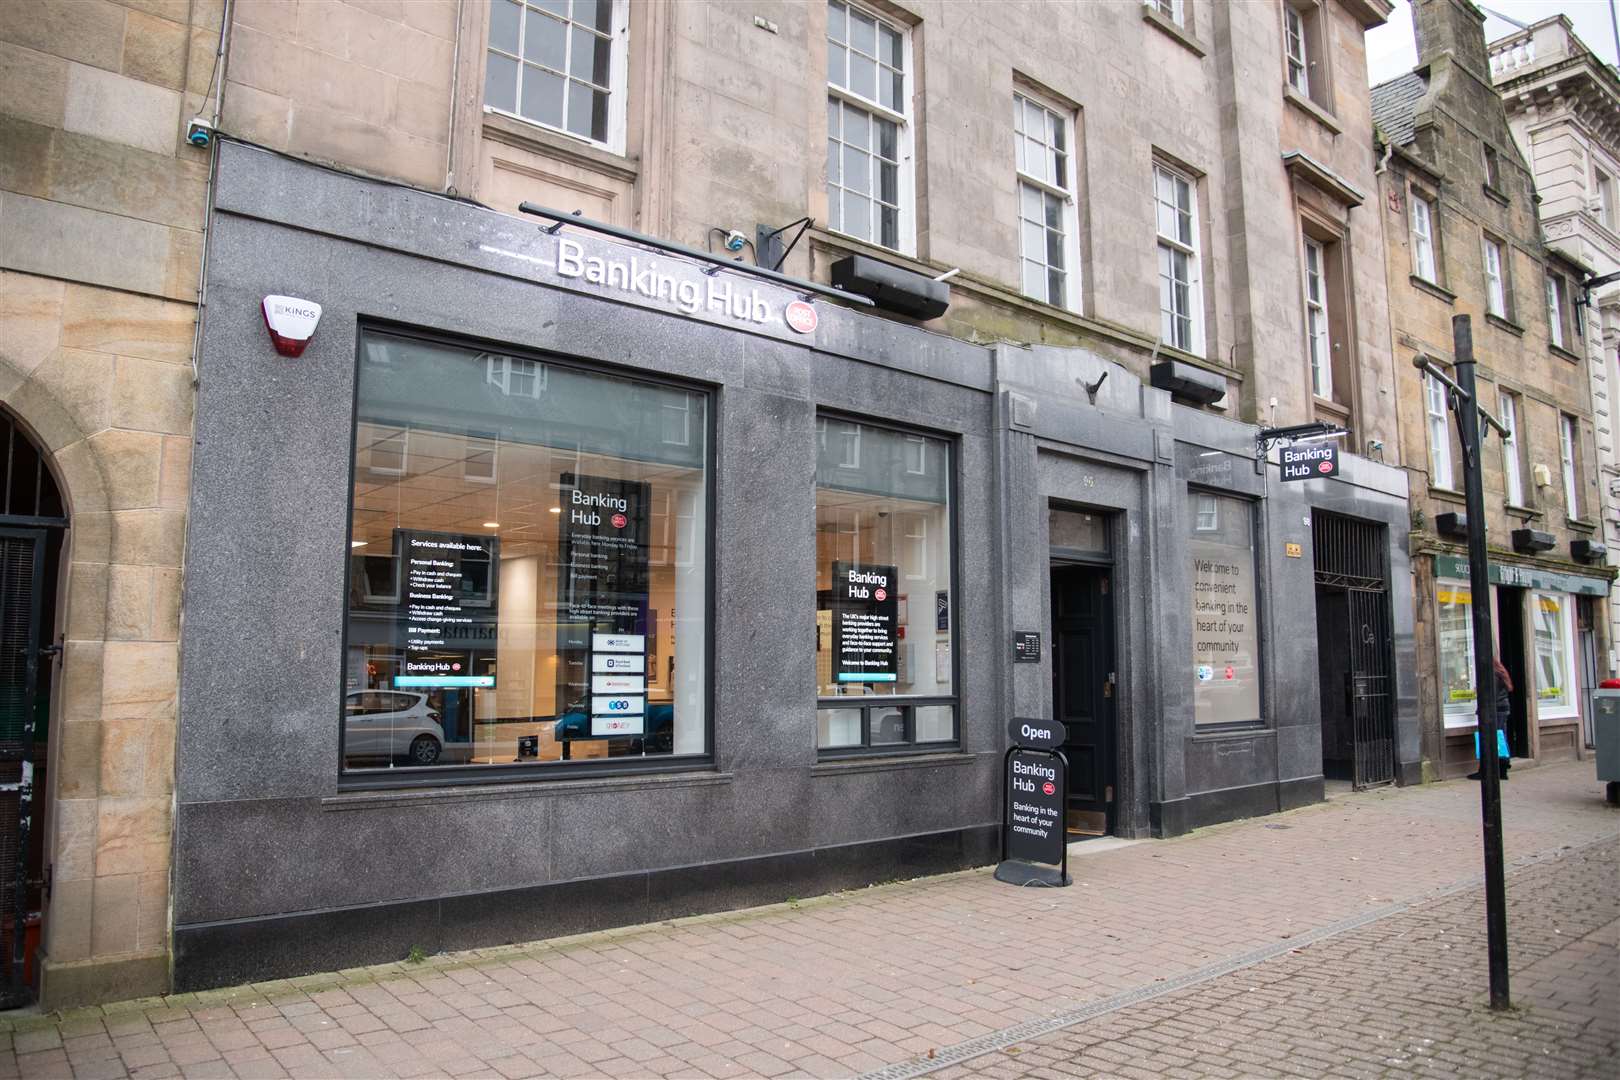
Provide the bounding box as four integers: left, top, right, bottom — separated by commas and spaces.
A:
1103, 672, 1115, 698
39, 644, 62, 660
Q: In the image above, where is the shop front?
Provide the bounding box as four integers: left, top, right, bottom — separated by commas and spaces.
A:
1427, 553, 1609, 776
172, 142, 1417, 990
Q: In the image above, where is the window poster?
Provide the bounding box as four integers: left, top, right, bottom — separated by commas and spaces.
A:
394, 528, 500, 688
1187, 493, 1260, 726
832, 560, 899, 684
556, 473, 652, 738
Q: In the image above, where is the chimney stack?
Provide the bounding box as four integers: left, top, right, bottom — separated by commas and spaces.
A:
1412, 0, 1492, 82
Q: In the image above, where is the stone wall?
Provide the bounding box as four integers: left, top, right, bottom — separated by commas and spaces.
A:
0, 0, 213, 1007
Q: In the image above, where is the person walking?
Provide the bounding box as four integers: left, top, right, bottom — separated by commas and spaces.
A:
1469, 658, 1513, 781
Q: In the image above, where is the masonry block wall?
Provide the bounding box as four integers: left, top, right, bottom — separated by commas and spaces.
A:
0, 0, 214, 1007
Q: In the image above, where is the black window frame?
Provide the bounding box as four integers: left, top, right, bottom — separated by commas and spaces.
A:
814, 410, 962, 759
337, 321, 718, 790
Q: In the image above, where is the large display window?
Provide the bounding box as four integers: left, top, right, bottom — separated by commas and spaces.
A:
1532, 592, 1578, 720
1436, 579, 1479, 728
1187, 491, 1261, 727
342, 331, 710, 773
815, 418, 955, 751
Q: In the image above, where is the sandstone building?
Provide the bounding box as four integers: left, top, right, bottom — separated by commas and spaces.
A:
1492, 15, 1620, 757
0, 0, 212, 1008
1373, 0, 1612, 780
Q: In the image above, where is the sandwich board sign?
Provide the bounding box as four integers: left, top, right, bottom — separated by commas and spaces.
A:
994, 717, 1071, 887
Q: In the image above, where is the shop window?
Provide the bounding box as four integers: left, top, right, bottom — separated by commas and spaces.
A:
343, 330, 710, 775
1014, 89, 1081, 310
816, 420, 954, 752
1436, 579, 1478, 728
1532, 592, 1578, 719
1187, 491, 1260, 727
1155, 161, 1203, 355
1409, 191, 1439, 284
1482, 235, 1509, 319
1499, 390, 1527, 507
826, 0, 912, 253
1560, 413, 1581, 519
483, 0, 629, 152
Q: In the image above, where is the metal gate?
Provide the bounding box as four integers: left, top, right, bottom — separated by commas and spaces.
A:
1313, 513, 1396, 789
0, 528, 44, 1007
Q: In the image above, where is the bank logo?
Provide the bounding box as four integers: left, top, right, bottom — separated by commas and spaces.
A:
611, 512, 627, 529
785, 300, 819, 334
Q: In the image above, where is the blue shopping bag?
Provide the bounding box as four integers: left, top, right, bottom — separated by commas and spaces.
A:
1473, 729, 1512, 761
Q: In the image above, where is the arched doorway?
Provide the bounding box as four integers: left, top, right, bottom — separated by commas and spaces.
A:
0, 408, 66, 1007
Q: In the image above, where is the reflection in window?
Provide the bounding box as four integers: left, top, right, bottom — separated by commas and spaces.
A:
1195, 494, 1218, 532
344, 333, 709, 773
816, 422, 954, 750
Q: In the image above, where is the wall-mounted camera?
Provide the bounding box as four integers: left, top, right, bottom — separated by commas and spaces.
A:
186, 118, 215, 148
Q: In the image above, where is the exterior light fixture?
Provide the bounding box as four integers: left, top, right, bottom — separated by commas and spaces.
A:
483, 521, 500, 528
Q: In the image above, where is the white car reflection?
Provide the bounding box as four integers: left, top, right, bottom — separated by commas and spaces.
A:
343, 690, 445, 765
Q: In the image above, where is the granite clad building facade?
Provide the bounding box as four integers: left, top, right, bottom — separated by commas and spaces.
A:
5, 0, 1433, 1004
1373, 0, 1614, 780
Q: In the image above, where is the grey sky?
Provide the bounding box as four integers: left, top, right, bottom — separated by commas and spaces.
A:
1366, 0, 1620, 86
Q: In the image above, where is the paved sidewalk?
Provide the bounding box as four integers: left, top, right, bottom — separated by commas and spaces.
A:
1, 761, 1615, 1079
929, 840, 1617, 1079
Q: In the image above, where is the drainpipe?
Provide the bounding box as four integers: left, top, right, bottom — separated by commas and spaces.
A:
186, 0, 235, 387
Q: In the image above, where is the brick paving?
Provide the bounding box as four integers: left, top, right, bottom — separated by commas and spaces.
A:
0, 760, 1614, 1080
929, 841, 1617, 1080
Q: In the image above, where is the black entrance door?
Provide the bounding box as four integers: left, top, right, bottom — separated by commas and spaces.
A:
1311, 513, 1395, 789
1050, 564, 1114, 834
0, 528, 46, 1008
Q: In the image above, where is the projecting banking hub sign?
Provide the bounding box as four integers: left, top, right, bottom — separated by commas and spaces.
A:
1280, 443, 1338, 482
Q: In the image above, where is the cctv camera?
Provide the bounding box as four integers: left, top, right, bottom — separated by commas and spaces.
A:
186, 118, 214, 147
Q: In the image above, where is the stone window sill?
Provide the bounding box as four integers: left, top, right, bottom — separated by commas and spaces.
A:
1483, 183, 1510, 207
1550, 343, 1582, 363
1410, 275, 1457, 304
323, 767, 732, 811
1485, 312, 1524, 336
481, 109, 639, 184
1142, 7, 1207, 57
1568, 517, 1598, 533
1283, 86, 1342, 135
1505, 503, 1542, 520
1428, 485, 1466, 504
811, 751, 976, 776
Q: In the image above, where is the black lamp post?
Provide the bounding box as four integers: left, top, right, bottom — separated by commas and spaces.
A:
1414, 314, 1511, 1011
